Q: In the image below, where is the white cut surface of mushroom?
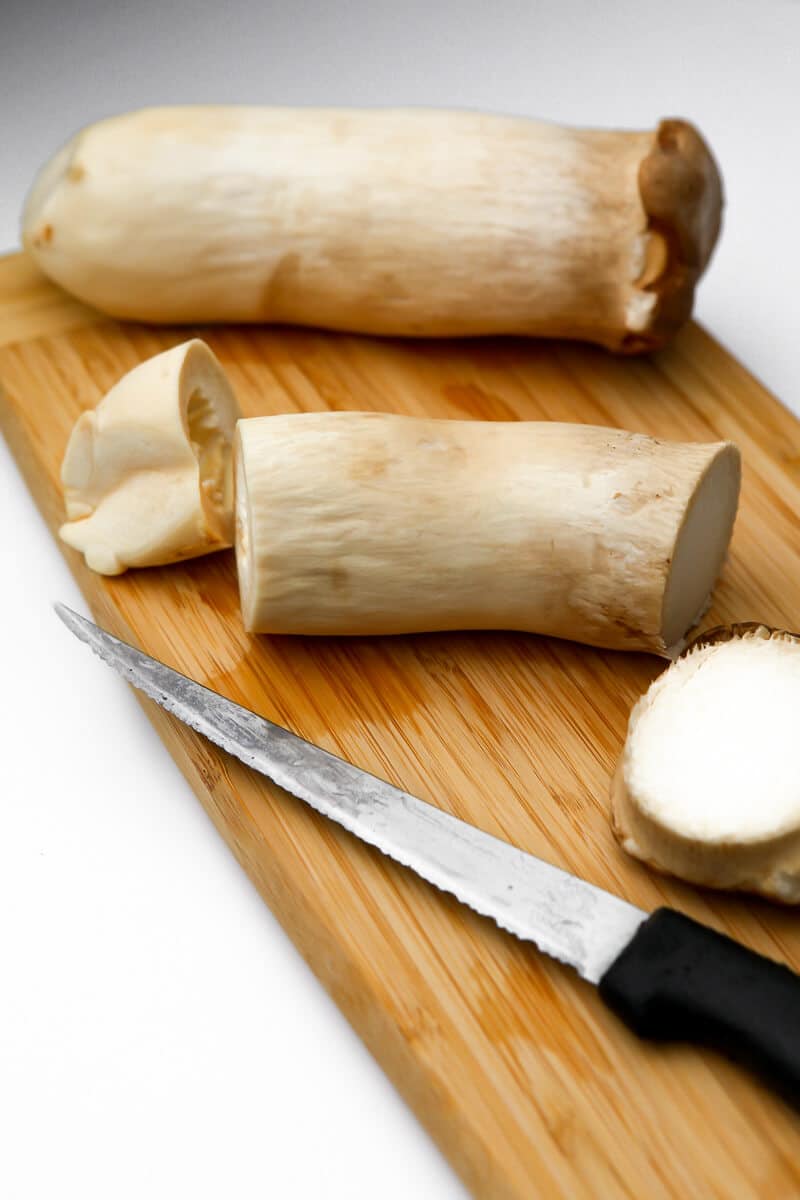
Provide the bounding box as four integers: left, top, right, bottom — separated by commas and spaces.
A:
59, 339, 240, 574
613, 628, 800, 900
22, 107, 723, 352
234, 412, 740, 653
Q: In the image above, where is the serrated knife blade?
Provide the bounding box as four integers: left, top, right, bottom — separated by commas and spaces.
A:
56, 602, 800, 1106
55, 602, 643, 981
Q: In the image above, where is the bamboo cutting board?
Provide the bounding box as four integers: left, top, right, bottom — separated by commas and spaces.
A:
3, 251, 800, 1199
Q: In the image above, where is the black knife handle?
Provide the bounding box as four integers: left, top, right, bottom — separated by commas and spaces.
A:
598, 907, 800, 1107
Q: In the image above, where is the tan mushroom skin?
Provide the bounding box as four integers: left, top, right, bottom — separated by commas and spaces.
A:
60, 339, 240, 575
23, 107, 722, 351
234, 411, 740, 653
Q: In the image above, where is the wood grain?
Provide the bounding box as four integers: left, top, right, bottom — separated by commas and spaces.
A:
3, 250, 800, 1198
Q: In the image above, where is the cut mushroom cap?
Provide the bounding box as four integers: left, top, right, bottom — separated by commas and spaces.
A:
59, 338, 240, 575
612, 625, 800, 901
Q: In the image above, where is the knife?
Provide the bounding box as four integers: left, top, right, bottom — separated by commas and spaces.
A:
56, 602, 800, 1106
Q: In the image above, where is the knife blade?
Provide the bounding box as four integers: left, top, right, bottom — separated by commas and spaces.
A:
56, 602, 800, 1106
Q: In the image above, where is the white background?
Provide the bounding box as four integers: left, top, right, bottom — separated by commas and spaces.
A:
2, 2, 799, 1197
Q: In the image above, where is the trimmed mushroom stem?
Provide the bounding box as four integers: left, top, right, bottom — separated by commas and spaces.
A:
234, 412, 740, 652
59, 339, 240, 574
613, 626, 800, 902
23, 107, 722, 351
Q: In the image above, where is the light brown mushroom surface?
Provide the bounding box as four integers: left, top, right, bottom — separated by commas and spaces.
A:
24, 107, 722, 351
235, 411, 740, 652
